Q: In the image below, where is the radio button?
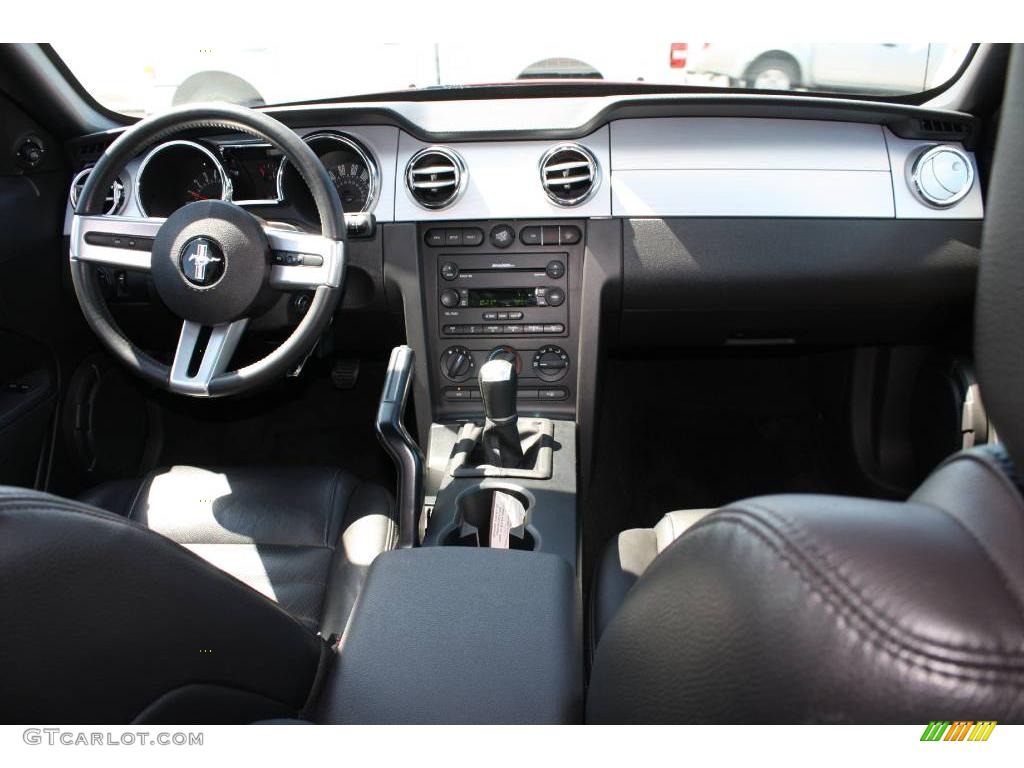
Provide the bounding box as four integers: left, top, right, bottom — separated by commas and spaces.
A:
445, 229, 463, 246
490, 225, 515, 249
482, 311, 498, 321
543, 324, 565, 334
520, 226, 542, 245
425, 229, 445, 247
538, 388, 568, 400
440, 289, 460, 308
463, 228, 484, 247
545, 260, 565, 279
546, 287, 565, 307
505, 324, 523, 334
559, 226, 581, 245
440, 262, 459, 280
483, 325, 503, 335
509, 311, 524, 320
524, 324, 544, 334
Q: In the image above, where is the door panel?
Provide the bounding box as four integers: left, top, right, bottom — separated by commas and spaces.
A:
0, 92, 82, 488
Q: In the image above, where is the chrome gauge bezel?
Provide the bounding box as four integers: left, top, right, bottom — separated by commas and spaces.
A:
135, 139, 232, 218
276, 132, 381, 214
69, 167, 128, 215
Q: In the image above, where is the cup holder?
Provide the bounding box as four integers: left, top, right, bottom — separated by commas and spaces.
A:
443, 486, 536, 551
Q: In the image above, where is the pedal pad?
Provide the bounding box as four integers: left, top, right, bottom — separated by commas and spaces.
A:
331, 359, 361, 390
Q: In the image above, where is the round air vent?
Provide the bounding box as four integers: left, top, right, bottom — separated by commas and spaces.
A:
910, 145, 974, 208
406, 147, 467, 209
70, 167, 126, 215
540, 143, 599, 206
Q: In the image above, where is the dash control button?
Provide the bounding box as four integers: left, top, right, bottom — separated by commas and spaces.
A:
490, 225, 515, 249
559, 226, 581, 245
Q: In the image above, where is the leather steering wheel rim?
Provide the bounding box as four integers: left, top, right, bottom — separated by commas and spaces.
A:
70, 102, 347, 397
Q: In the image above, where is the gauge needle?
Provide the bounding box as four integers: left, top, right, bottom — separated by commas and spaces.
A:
188, 191, 208, 200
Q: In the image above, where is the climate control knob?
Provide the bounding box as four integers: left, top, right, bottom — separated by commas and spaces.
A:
532, 345, 569, 382
441, 346, 475, 382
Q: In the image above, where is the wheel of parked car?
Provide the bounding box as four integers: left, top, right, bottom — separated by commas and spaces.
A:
69, 102, 347, 397
745, 55, 800, 90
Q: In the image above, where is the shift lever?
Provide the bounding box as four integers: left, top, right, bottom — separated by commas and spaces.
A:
478, 358, 524, 467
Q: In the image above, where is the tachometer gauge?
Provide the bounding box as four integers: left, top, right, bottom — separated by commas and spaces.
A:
137, 140, 229, 217
187, 167, 225, 203
327, 160, 371, 211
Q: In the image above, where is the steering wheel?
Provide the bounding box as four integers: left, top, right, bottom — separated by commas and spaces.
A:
69, 103, 346, 397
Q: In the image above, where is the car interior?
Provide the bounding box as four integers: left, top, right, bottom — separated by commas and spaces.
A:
2, 41, 1024, 724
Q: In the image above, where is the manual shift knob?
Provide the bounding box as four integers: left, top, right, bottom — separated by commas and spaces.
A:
479, 358, 517, 423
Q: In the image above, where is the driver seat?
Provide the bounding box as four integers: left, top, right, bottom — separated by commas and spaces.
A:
79, 465, 396, 636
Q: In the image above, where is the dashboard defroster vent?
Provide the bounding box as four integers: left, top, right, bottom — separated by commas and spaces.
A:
540, 143, 599, 206
406, 147, 466, 209
69, 167, 126, 215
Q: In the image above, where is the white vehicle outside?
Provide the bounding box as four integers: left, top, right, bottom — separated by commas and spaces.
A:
688, 43, 971, 94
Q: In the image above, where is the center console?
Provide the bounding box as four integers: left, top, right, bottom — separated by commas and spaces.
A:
334, 222, 588, 722
421, 220, 584, 422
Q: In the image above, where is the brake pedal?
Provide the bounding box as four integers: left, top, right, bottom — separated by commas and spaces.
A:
331, 359, 361, 390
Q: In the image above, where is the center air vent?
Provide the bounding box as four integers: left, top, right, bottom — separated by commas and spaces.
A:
70, 167, 125, 215
540, 143, 599, 206
406, 147, 466, 209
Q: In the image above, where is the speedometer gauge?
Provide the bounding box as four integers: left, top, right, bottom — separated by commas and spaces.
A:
326, 157, 372, 211
277, 132, 379, 217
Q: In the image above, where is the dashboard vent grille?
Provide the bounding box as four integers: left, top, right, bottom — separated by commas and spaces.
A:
70, 167, 125, 215
406, 147, 466, 209
919, 118, 967, 136
540, 144, 599, 206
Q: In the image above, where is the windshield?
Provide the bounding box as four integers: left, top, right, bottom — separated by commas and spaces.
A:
53, 43, 973, 117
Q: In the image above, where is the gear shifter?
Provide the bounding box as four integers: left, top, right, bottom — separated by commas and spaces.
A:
478, 358, 524, 468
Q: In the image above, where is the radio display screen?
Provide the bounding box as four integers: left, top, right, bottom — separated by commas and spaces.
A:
468, 288, 537, 308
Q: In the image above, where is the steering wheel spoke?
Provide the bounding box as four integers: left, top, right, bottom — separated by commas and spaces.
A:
265, 226, 345, 289
70, 214, 165, 271
170, 319, 249, 396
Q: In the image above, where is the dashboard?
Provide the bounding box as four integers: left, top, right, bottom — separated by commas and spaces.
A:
63, 93, 986, 430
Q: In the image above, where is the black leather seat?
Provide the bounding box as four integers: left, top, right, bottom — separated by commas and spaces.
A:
592, 508, 712, 644
587, 46, 1024, 723
79, 465, 396, 635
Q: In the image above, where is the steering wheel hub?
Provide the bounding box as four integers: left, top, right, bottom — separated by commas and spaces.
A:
151, 199, 271, 326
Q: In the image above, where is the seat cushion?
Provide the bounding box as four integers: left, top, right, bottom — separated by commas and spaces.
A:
592, 509, 713, 646
80, 465, 396, 635
587, 447, 1024, 723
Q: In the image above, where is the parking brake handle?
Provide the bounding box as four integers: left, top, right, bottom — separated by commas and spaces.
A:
375, 345, 423, 549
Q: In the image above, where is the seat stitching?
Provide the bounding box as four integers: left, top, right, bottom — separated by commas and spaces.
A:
747, 500, 1024, 655
690, 513, 1024, 679
713, 504, 1024, 664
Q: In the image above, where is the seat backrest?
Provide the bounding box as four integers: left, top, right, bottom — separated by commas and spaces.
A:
0, 487, 324, 723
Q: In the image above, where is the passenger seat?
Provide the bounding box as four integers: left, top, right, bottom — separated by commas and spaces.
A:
592, 509, 714, 644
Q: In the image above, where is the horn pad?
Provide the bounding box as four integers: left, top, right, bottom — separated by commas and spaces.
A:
150, 200, 271, 326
